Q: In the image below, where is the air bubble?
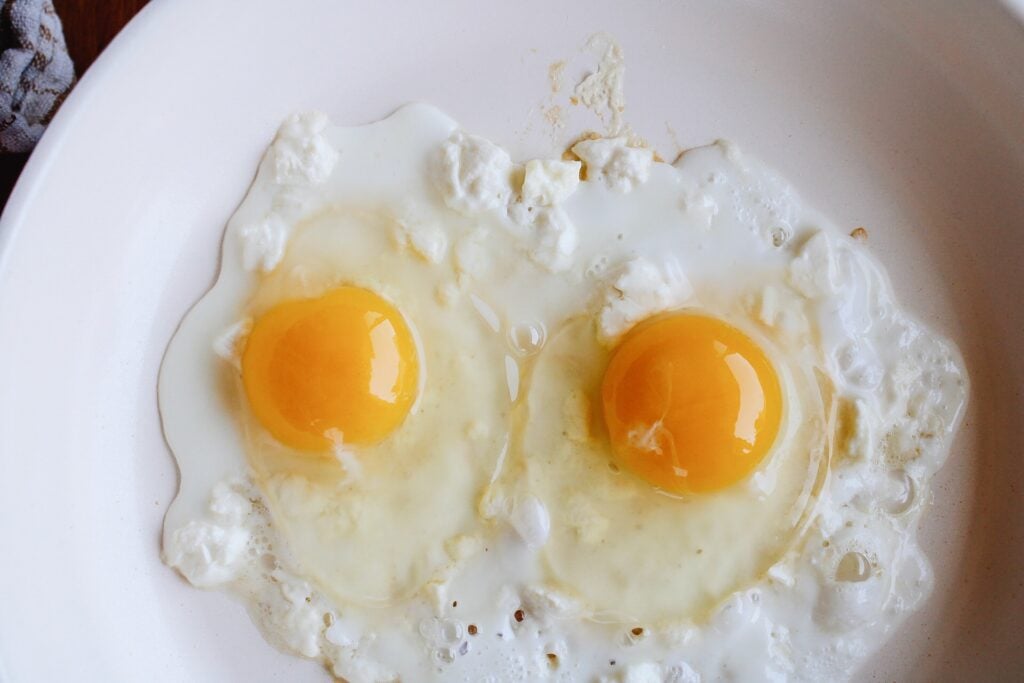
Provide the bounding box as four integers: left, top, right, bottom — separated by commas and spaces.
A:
508, 321, 547, 357
433, 647, 456, 665
770, 226, 790, 247
440, 619, 463, 643
420, 616, 464, 645
884, 469, 916, 515
835, 551, 871, 583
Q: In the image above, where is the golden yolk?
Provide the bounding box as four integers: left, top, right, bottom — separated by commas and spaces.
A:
601, 313, 782, 493
241, 286, 419, 451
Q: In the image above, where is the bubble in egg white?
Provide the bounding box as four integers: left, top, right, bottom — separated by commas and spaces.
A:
507, 320, 547, 356
770, 225, 790, 247
419, 616, 464, 645
835, 551, 872, 583
883, 469, 917, 516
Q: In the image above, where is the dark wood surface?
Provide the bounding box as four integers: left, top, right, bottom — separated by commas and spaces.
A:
0, 0, 149, 210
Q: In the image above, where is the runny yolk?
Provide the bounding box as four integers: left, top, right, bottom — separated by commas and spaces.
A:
241, 286, 419, 451
601, 313, 782, 493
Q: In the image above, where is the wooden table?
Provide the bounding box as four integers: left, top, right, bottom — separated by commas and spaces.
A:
0, 0, 149, 208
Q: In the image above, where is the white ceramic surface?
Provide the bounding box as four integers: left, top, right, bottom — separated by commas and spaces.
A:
0, 1, 1021, 681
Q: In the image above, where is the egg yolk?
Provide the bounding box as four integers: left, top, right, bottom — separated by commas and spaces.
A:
241, 286, 419, 451
601, 313, 782, 493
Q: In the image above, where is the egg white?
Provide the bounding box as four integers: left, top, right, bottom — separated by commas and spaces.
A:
160, 104, 968, 682
493, 306, 826, 626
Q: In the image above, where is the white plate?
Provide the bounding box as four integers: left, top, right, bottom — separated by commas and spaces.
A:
0, 1, 1021, 680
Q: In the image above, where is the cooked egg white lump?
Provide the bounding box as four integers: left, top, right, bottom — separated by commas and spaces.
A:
160, 105, 968, 682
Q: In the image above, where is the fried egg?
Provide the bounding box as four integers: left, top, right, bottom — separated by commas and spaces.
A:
238, 205, 510, 607
160, 104, 967, 682
494, 309, 824, 625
